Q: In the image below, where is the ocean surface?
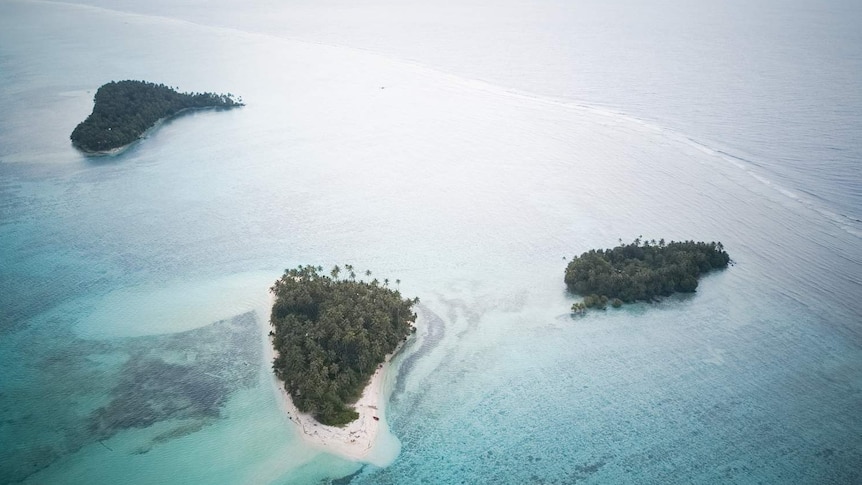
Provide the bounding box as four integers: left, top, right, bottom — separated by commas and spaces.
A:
1, 0, 860, 483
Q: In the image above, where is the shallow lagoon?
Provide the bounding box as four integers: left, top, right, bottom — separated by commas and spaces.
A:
1, 1, 860, 483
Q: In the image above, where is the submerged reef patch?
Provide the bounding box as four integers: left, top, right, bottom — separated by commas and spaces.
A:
1, 312, 259, 483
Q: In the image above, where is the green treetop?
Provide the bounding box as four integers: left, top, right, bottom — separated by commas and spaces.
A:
565, 239, 730, 310
70, 80, 243, 153
270, 265, 417, 426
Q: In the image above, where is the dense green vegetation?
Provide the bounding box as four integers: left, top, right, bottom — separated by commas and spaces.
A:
270, 265, 418, 426
70, 80, 243, 152
565, 238, 730, 312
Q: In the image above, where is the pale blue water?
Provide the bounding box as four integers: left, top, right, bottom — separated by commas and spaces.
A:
1, 1, 860, 484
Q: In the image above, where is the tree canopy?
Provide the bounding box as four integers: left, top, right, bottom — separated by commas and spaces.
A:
70, 80, 243, 153
270, 265, 418, 426
565, 238, 730, 311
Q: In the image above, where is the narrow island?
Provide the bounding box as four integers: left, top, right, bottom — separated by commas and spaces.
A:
70, 80, 243, 154
269, 265, 417, 459
565, 238, 730, 312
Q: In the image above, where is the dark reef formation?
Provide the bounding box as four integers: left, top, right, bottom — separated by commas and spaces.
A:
2, 312, 258, 483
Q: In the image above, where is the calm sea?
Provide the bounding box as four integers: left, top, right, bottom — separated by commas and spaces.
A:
1, 1, 859, 483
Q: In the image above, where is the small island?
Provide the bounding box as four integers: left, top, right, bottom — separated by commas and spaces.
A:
70, 80, 243, 153
565, 238, 730, 312
270, 265, 417, 427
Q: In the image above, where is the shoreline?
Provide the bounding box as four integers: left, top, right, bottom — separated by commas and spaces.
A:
73, 105, 242, 156
265, 293, 410, 462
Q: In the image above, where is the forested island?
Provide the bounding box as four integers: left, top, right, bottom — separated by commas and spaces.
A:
566, 239, 730, 312
70, 80, 243, 153
270, 265, 418, 426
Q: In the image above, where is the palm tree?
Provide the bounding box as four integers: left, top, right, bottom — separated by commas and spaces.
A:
383, 278, 389, 288
331, 265, 341, 280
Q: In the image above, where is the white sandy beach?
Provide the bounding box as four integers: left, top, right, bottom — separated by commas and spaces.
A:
273, 352, 397, 461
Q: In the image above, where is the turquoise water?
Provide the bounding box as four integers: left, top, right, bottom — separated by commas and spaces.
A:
1, 1, 860, 483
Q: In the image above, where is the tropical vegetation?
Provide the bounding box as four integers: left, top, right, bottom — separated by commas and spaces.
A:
270, 265, 418, 426
70, 80, 243, 152
566, 238, 730, 312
